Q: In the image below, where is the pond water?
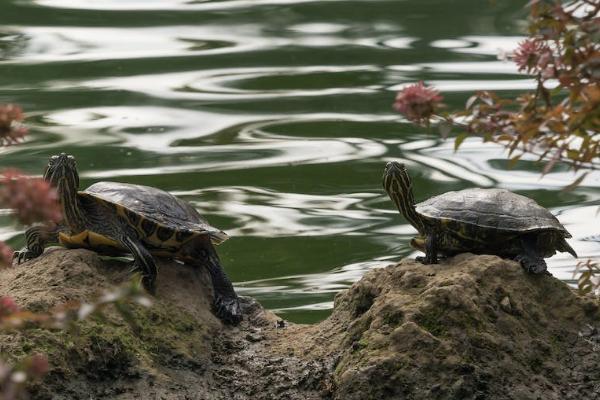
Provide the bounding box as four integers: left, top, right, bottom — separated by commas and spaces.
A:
1, 0, 599, 323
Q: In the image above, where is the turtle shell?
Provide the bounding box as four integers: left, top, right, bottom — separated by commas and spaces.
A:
415, 188, 571, 237
80, 182, 228, 245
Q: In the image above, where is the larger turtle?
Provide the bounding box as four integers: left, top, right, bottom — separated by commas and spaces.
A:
15, 153, 241, 324
383, 161, 577, 273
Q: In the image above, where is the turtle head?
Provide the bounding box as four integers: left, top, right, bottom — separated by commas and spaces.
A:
383, 161, 413, 201
382, 161, 425, 234
44, 153, 79, 191
44, 153, 86, 229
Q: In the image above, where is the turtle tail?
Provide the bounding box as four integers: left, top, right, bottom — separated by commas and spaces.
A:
558, 238, 578, 258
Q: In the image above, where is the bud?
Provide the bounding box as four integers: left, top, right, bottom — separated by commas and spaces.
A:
0, 104, 27, 145
0, 296, 19, 318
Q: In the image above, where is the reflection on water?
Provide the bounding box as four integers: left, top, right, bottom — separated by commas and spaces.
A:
0, 0, 598, 323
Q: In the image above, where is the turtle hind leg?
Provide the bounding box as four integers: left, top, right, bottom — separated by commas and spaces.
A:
180, 236, 242, 325
515, 235, 550, 275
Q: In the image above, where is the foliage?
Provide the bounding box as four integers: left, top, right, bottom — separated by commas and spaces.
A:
393, 1, 599, 294
0, 103, 153, 399
0, 170, 62, 227
0, 281, 151, 399
0, 353, 48, 400
575, 259, 600, 295
0, 105, 62, 267
394, 0, 600, 175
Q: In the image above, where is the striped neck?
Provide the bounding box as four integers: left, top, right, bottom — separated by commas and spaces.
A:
45, 154, 87, 231
383, 162, 426, 234
57, 179, 87, 230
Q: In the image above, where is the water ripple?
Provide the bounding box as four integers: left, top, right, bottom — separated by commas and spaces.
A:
2, 0, 598, 324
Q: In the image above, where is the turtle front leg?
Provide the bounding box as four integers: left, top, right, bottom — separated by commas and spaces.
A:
416, 232, 439, 264
180, 236, 242, 325
515, 235, 549, 275
207, 257, 242, 325
14, 224, 61, 264
118, 233, 158, 294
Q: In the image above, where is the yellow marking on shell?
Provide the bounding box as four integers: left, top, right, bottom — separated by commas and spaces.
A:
410, 236, 426, 251
112, 201, 203, 250
59, 231, 123, 250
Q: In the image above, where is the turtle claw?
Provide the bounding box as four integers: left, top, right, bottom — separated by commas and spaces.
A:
213, 295, 242, 325
13, 249, 36, 265
141, 275, 157, 296
415, 255, 438, 265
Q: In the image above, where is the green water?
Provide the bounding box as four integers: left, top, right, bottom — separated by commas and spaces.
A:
1, 0, 598, 323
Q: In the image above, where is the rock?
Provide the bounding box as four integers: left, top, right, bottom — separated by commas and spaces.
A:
315, 253, 600, 400
0, 249, 326, 400
500, 296, 512, 313
1, 250, 599, 399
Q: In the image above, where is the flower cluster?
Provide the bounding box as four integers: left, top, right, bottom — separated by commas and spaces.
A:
0, 169, 62, 226
512, 39, 556, 77
0, 104, 27, 146
393, 82, 443, 124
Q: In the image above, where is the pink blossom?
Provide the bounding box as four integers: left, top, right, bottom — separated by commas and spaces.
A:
0, 296, 19, 318
0, 169, 62, 226
513, 39, 554, 74
25, 354, 49, 378
0, 104, 28, 146
393, 82, 443, 124
0, 241, 13, 268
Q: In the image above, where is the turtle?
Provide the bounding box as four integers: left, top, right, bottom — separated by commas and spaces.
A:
15, 153, 241, 324
382, 161, 577, 273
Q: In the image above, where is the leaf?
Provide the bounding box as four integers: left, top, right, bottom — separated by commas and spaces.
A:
438, 122, 452, 139
507, 154, 522, 169
567, 149, 579, 160
465, 95, 478, 110
562, 172, 589, 192
542, 156, 559, 175
454, 133, 468, 151
480, 94, 494, 106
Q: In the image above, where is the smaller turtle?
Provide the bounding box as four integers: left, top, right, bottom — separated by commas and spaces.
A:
382, 161, 577, 273
15, 153, 241, 324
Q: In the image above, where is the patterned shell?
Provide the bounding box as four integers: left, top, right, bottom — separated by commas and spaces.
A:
415, 188, 571, 236
81, 182, 228, 244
